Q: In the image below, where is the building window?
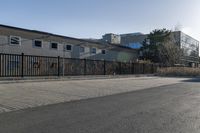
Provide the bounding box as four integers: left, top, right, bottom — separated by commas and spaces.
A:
80, 46, 85, 53
51, 42, 58, 49
34, 40, 42, 48
10, 36, 21, 45
91, 48, 96, 54
102, 49, 106, 54
66, 45, 72, 51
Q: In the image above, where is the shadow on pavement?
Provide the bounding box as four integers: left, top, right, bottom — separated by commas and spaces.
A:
181, 78, 200, 83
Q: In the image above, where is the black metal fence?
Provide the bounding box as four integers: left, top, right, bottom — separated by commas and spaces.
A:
0, 53, 158, 77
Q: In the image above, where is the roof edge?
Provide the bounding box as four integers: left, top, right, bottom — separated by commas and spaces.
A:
0, 24, 137, 51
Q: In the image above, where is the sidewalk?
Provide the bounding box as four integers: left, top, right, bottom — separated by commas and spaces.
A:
0, 76, 189, 113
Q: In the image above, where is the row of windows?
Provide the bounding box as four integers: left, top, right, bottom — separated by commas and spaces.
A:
181, 34, 199, 47
9, 36, 106, 54
9, 36, 73, 51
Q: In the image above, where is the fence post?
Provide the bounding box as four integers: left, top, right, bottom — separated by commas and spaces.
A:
84, 59, 87, 75
62, 56, 65, 77
143, 63, 145, 74
153, 64, 155, 73
132, 62, 135, 74
21, 53, 24, 78
58, 56, 60, 77
104, 60, 106, 75
0, 54, 1, 77
130, 61, 132, 74
119, 62, 122, 75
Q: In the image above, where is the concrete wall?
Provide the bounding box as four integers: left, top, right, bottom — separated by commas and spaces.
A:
102, 34, 121, 44
0, 35, 71, 57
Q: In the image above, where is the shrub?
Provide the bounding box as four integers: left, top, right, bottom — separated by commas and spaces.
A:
157, 67, 200, 77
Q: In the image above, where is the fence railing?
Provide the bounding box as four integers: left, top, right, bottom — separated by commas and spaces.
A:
0, 53, 158, 77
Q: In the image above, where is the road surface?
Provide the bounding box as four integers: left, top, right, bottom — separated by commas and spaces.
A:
0, 77, 188, 113
0, 78, 200, 133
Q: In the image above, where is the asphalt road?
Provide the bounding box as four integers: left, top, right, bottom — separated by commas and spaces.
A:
0, 79, 200, 133
0, 77, 185, 113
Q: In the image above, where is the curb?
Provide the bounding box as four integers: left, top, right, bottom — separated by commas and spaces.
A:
0, 74, 156, 84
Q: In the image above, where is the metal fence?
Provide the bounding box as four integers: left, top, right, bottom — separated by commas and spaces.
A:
0, 53, 158, 77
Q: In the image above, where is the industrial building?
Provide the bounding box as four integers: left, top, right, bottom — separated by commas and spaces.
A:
101, 31, 199, 66
0, 25, 138, 62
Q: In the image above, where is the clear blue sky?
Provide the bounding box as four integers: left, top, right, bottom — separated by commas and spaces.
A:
1, 0, 200, 40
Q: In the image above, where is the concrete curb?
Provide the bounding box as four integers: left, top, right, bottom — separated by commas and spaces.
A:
0, 74, 155, 84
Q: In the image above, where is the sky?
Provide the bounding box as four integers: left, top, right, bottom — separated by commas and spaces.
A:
1, 0, 200, 40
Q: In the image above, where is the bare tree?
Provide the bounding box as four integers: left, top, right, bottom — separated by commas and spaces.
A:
140, 28, 183, 66
158, 35, 182, 66
174, 23, 182, 31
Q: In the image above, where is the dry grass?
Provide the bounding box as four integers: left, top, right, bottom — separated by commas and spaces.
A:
157, 67, 200, 77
